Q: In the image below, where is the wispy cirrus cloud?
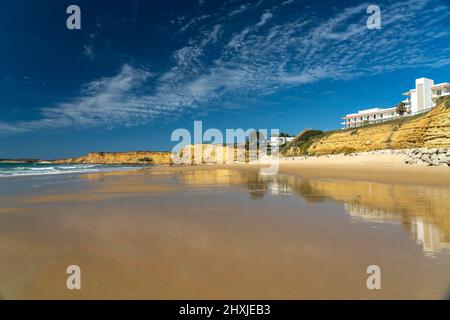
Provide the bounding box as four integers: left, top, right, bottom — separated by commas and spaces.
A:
1, 0, 450, 134
1, 65, 153, 132
228, 3, 252, 17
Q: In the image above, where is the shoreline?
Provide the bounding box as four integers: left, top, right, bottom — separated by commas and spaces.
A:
155, 163, 450, 188
1, 154, 449, 299
2, 150, 450, 187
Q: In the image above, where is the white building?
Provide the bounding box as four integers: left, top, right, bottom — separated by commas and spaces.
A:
342, 77, 450, 129
270, 136, 295, 146
341, 107, 398, 129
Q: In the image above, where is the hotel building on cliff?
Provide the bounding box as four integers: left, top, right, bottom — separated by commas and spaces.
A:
341, 77, 450, 129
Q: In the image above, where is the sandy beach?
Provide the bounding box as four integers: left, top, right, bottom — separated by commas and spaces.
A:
278, 161, 450, 188
169, 151, 450, 187
0, 158, 449, 300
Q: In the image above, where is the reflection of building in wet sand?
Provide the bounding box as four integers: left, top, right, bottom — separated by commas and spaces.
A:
179, 168, 450, 254
260, 173, 450, 254
180, 170, 293, 198
345, 203, 450, 253
345, 203, 400, 223
410, 217, 450, 253
268, 181, 292, 197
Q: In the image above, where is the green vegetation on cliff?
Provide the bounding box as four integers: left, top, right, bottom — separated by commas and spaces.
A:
281, 129, 324, 156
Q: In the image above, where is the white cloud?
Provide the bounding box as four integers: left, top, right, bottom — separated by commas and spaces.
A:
228, 3, 251, 17
281, 0, 294, 5
256, 12, 273, 27
0, 122, 28, 133
2, 0, 450, 134
83, 32, 100, 61
180, 14, 212, 32
83, 44, 95, 60
1, 65, 153, 133
228, 1, 264, 17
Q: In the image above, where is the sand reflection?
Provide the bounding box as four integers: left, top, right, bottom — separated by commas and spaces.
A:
1, 168, 450, 299
178, 169, 450, 254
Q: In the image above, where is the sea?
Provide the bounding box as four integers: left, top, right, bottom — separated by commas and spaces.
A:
0, 162, 141, 177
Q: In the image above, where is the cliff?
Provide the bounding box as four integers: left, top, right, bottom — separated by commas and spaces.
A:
53, 151, 172, 165
0, 159, 40, 163
173, 144, 247, 164
283, 96, 450, 156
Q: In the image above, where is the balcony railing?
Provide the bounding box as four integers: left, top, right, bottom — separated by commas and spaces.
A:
432, 92, 450, 99
342, 106, 435, 129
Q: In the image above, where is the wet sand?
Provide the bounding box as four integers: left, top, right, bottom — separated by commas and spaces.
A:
279, 162, 450, 188
0, 163, 449, 299
153, 162, 450, 187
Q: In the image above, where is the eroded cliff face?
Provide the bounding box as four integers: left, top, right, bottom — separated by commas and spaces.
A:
54, 151, 172, 165
289, 97, 450, 156
173, 143, 273, 164
173, 144, 247, 164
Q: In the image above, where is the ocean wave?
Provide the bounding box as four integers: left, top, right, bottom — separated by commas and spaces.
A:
16, 166, 56, 171
0, 164, 140, 177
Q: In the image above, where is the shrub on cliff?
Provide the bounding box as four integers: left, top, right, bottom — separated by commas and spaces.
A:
435, 95, 450, 109
332, 146, 357, 155
281, 129, 324, 156
138, 157, 154, 164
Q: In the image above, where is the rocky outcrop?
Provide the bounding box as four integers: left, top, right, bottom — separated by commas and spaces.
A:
404, 148, 450, 167
284, 96, 450, 156
54, 151, 172, 165
0, 159, 40, 163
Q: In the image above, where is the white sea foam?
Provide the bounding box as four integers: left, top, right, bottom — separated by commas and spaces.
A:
0, 163, 141, 177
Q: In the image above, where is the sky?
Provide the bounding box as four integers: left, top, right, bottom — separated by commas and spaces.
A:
1, 0, 450, 159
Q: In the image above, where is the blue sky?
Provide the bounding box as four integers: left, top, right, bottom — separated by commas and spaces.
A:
1, 0, 450, 159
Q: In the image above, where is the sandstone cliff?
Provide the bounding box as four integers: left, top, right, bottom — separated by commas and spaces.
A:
284, 96, 450, 156
54, 151, 172, 165
173, 144, 247, 164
